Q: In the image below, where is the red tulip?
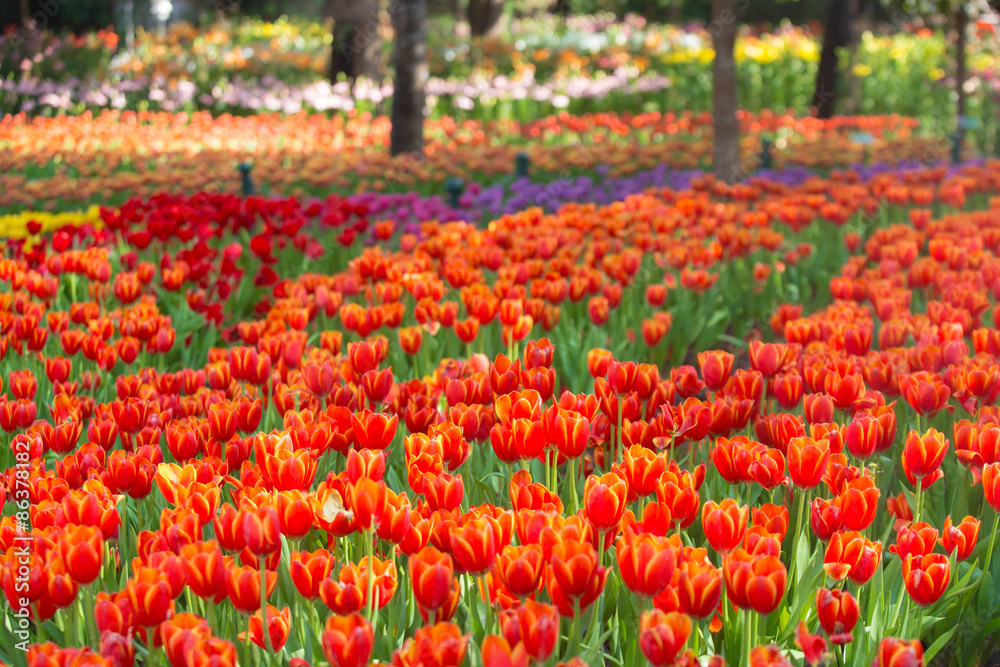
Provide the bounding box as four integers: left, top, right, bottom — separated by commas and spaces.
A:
615, 533, 677, 598
941, 515, 980, 562
322, 613, 373, 667
583, 472, 628, 531
902, 428, 948, 490
815, 587, 859, 646
701, 499, 748, 555
723, 549, 787, 615
639, 610, 692, 666
823, 531, 882, 585
902, 553, 950, 606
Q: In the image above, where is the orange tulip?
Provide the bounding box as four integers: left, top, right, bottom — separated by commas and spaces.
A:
698, 350, 734, 391
481, 635, 529, 667
126, 567, 173, 628
677, 550, 722, 620
162, 613, 212, 667
392, 622, 469, 667
322, 613, 373, 667
888, 522, 938, 561
548, 538, 606, 613
410, 546, 456, 612
59, 525, 103, 585
349, 477, 388, 531
239, 604, 291, 651
450, 516, 499, 575
622, 445, 667, 499
815, 587, 859, 646
787, 437, 830, 489
498, 600, 559, 663
823, 531, 882, 585
616, 533, 677, 598
701, 499, 748, 555
902, 428, 948, 490
941, 515, 980, 562
639, 610, 693, 666
289, 549, 333, 600
583, 472, 628, 530
724, 549, 787, 615
226, 561, 277, 614
876, 637, 924, 666
844, 412, 880, 461
494, 544, 545, 598
748, 341, 791, 379
838, 476, 879, 531
180, 541, 227, 603
902, 553, 950, 606
751, 504, 789, 541
351, 410, 398, 450
899, 372, 951, 417
319, 563, 365, 615
243, 503, 281, 556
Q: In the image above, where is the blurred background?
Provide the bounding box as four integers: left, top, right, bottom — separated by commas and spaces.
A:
3, 0, 1000, 196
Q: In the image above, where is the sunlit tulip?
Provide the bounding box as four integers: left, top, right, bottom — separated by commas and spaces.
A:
941, 515, 980, 562
876, 637, 924, 666
815, 587, 859, 646
888, 522, 938, 561
723, 549, 787, 615
902, 553, 950, 606
639, 610, 692, 666
616, 533, 676, 598
239, 605, 291, 651
322, 613, 373, 667
823, 531, 882, 585
902, 428, 949, 490
701, 499, 748, 554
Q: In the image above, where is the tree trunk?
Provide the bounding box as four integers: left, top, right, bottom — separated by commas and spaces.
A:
813, 0, 867, 118
955, 3, 968, 158
813, 0, 848, 118
668, 0, 683, 24
20, 0, 31, 25
468, 0, 503, 37
391, 0, 427, 156
327, 0, 382, 82
711, 0, 740, 183
551, 0, 569, 15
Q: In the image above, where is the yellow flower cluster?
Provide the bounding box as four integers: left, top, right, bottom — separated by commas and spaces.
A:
0, 206, 102, 240
657, 31, 821, 66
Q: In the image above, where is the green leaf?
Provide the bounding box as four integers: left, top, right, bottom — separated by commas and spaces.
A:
794, 529, 811, 586
716, 334, 748, 349
924, 625, 957, 663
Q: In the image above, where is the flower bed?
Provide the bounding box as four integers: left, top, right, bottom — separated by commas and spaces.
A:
1, 157, 999, 666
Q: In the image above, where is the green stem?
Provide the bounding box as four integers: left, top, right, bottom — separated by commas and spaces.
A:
35, 605, 46, 643
914, 479, 923, 525
983, 513, 1000, 578
568, 458, 580, 514
83, 584, 99, 649
244, 614, 254, 663
259, 559, 272, 653
567, 599, 582, 660
616, 399, 623, 467
789, 488, 805, 585
479, 576, 492, 633
365, 532, 376, 623
743, 611, 752, 666
120, 495, 130, 581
